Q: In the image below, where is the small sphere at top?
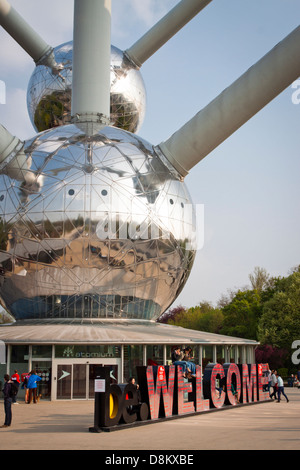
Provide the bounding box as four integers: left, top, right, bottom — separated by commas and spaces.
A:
26, 42, 146, 134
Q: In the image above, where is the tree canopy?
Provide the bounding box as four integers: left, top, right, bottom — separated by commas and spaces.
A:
157, 265, 300, 370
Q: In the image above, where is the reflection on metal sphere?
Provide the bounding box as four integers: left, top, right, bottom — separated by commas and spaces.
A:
0, 124, 196, 321
27, 42, 146, 134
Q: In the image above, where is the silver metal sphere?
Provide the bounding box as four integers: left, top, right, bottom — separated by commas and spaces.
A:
0, 124, 196, 321
26, 42, 146, 134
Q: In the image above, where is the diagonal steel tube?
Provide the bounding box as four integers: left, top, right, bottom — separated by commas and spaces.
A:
0, 0, 60, 71
156, 25, 300, 178
124, 0, 212, 68
0, 124, 31, 182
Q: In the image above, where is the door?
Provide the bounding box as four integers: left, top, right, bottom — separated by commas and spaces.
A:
53, 359, 121, 400
31, 361, 52, 400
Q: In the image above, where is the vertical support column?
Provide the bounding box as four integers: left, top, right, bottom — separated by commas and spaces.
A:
199, 345, 202, 369
213, 345, 217, 363
28, 345, 32, 372
143, 345, 147, 366
235, 345, 239, 364
51, 345, 55, 401
120, 345, 124, 382
71, 0, 111, 123
6, 344, 11, 375
225, 346, 229, 363
252, 346, 256, 364
242, 346, 246, 364
163, 345, 167, 365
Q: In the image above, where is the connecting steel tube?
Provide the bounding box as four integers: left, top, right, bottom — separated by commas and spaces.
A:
156, 25, 300, 177
0, 124, 30, 182
0, 0, 59, 70
125, 0, 212, 68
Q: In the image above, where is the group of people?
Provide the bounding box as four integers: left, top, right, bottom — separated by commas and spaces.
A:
287, 373, 300, 388
268, 369, 289, 403
171, 346, 196, 378
1, 370, 42, 428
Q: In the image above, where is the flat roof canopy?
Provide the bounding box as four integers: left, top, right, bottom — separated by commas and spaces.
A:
0, 319, 258, 346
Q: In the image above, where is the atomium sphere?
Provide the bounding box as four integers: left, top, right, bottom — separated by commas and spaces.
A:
26, 42, 146, 134
0, 124, 196, 321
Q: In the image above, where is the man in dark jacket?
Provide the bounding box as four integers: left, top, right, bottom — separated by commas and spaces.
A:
1, 374, 13, 427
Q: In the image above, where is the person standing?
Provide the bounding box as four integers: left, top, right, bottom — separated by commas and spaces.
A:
26, 370, 42, 404
21, 372, 31, 403
267, 369, 272, 395
276, 372, 289, 403
1, 374, 13, 428
11, 370, 20, 404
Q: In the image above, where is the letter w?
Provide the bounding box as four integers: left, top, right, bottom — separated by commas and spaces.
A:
146, 366, 175, 419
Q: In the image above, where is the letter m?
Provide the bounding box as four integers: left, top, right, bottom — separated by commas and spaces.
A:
242, 364, 257, 403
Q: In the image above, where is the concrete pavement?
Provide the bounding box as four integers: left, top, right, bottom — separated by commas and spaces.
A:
0, 388, 300, 451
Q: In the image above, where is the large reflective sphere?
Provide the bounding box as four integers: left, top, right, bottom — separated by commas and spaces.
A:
27, 42, 146, 134
0, 124, 196, 321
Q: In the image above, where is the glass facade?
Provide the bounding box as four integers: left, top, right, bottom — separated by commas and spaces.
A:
32, 345, 52, 358
146, 345, 163, 366
202, 345, 213, 368
124, 345, 143, 380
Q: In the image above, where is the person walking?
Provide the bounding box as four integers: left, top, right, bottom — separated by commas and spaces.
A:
269, 370, 278, 400
267, 369, 272, 394
26, 370, 42, 404
276, 372, 289, 403
1, 374, 14, 428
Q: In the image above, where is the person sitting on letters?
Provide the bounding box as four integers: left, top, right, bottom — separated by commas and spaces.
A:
171, 347, 191, 377
182, 348, 196, 376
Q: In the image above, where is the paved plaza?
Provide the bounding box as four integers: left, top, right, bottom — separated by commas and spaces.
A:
0, 388, 299, 451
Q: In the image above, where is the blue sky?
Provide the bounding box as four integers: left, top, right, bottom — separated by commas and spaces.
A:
0, 0, 299, 309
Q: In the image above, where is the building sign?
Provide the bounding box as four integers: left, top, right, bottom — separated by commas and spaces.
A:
56, 345, 120, 359
89, 363, 269, 432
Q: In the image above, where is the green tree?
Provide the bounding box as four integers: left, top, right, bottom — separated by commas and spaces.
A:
168, 301, 224, 334
220, 290, 262, 340
257, 270, 300, 350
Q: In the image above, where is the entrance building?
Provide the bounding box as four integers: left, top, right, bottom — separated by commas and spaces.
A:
0, 319, 258, 401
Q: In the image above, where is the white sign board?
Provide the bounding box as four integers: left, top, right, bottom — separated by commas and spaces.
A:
94, 379, 106, 393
